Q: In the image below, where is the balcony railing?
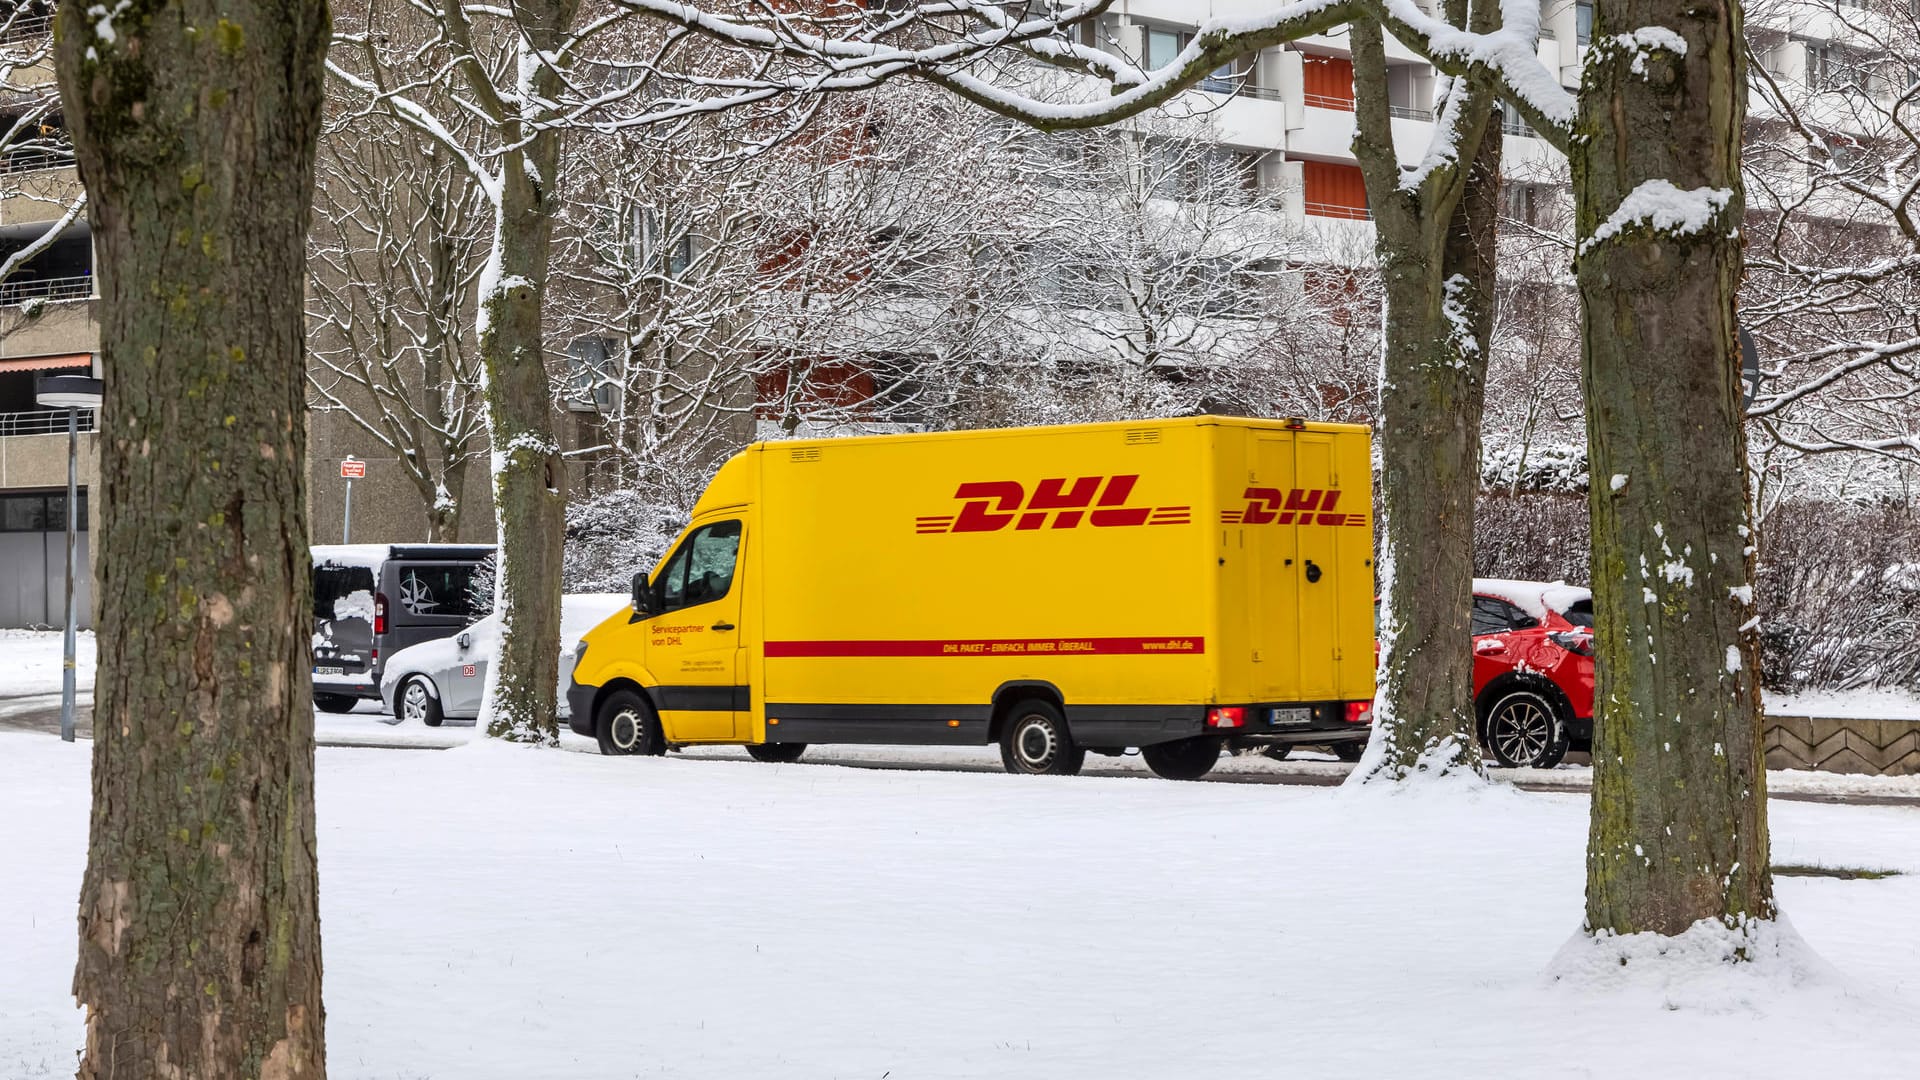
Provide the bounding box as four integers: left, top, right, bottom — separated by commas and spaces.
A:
0, 408, 96, 438
0, 274, 93, 304
1389, 104, 1435, 121
1303, 91, 1356, 111
1501, 113, 1536, 138
1199, 79, 1283, 102
1304, 202, 1373, 221
0, 147, 76, 175
1, 12, 53, 44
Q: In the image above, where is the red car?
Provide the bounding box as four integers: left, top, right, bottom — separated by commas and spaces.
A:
1469, 578, 1596, 769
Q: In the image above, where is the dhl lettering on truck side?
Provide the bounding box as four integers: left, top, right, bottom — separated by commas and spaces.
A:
1220, 487, 1370, 528
764, 637, 1206, 658
915, 474, 1190, 534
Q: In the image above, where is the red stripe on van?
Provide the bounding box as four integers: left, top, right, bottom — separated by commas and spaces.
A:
764, 637, 1206, 658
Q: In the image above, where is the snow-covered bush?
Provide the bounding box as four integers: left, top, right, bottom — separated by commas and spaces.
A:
564, 488, 691, 593
1480, 441, 1588, 494
1474, 493, 1591, 585
1755, 501, 1920, 693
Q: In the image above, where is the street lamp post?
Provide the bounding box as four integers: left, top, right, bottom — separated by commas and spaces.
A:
35, 373, 103, 743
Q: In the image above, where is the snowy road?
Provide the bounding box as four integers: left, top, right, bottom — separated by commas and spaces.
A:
3, 731, 1917, 1079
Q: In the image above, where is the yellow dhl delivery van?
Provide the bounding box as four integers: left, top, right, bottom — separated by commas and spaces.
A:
566, 416, 1375, 780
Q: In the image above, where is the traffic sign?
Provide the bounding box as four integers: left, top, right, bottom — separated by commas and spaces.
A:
340, 459, 366, 479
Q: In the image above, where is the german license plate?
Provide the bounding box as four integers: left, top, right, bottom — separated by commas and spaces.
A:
1268, 707, 1312, 727
314, 666, 343, 676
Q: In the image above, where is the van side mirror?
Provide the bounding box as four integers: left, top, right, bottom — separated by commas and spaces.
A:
631, 571, 653, 616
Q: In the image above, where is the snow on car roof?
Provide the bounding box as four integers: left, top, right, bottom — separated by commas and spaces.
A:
311, 544, 394, 571
1472, 577, 1592, 622
311, 543, 497, 571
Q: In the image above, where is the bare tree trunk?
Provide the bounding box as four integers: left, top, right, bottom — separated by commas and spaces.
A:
1348, 12, 1499, 782
1575, 0, 1772, 937
55, 0, 331, 1075
479, 11, 575, 742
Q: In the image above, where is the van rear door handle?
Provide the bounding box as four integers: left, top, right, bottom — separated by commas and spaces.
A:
711, 622, 736, 631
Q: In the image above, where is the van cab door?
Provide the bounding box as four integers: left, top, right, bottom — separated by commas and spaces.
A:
643, 517, 748, 741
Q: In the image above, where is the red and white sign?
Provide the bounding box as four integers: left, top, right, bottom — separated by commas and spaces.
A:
340, 459, 366, 479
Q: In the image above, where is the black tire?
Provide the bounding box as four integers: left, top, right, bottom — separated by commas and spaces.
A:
1331, 741, 1367, 763
1261, 744, 1293, 761
746, 743, 806, 764
998, 699, 1085, 776
1482, 689, 1570, 769
1142, 736, 1221, 780
314, 693, 358, 714
596, 688, 664, 757
396, 677, 444, 728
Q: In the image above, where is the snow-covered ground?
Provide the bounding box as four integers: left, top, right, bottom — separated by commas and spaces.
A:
3, 731, 1918, 1078
0, 629, 96, 702
1766, 686, 1920, 721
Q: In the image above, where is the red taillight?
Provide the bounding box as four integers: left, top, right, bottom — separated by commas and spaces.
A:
1549, 630, 1594, 658
1205, 706, 1246, 729
1345, 700, 1373, 724
374, 592, 388, 636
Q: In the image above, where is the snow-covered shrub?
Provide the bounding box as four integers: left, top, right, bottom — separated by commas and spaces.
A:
564, 488, 690, 593
1480, 441, 1588, 494
1474, 493, 1591, 585
1755, 500, 1920, 693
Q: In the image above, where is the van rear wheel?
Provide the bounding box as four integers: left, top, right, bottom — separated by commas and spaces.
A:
597, 689, 664, 757
1142, 737, 1221, 781
746, 743, 806, 764
314, 693, 358, 714
999, 700, 1085, 776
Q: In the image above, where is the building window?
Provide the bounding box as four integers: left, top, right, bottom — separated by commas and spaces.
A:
1575, 2, 1593, 48
1302, 54, 1356, 111
0, 490, 87, 532
1804, 41, 1867, 93
566, 337, 619, 413
1302, 161, 1370, 220
0, 227, 93, 305
1144, 27, 1185, 71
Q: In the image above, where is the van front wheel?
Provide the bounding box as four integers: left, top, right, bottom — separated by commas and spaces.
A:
1142, 737, 1221, 781
746, 743, 806, 764
597, 689, 664, 757
999, 701, 1085, 776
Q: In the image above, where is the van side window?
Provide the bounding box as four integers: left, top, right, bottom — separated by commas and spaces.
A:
656, 520, 742, 612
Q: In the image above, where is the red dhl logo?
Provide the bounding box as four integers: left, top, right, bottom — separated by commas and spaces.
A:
1221, 487, 1368, 528
917, 475, 1189, 533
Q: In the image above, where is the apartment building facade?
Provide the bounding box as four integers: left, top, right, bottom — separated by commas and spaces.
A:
0, 2, 96, 629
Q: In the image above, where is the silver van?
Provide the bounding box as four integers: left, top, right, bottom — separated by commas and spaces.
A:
311, 544, 496, 712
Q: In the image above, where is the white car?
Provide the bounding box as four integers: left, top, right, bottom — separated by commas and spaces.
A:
379, 593, 629, 726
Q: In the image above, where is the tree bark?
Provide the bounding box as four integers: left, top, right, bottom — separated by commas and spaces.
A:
476, 8, 575, 742
1347, 14, 1500, 781
1575, 0, 1772, 937
54, 0, 331, 1076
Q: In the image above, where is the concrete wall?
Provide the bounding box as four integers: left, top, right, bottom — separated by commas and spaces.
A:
1766, 714, 1920, 776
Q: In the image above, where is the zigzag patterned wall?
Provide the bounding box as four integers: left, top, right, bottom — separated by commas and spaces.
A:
1765, 716, 1920, 776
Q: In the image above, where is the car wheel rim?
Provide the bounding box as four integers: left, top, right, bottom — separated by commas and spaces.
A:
1494, 700, 1551, 765
402, 683, 426, 722
1016, 717, 1056, 769
610, 708, 641, 752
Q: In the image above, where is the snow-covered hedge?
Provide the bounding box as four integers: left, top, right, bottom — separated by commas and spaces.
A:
1480, 441, 1588, 494
563, 488, 689, 593
1475, 493, 1919, 694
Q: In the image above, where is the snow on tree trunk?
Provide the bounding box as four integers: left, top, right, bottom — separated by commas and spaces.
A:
1574, 0, 1773, 939
54, 0, 330, 1075
1347, 14, 1499, 783
478, 23, 573, 744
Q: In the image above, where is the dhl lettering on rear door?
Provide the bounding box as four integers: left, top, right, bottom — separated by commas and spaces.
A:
1220, 488, 1369, 528
915, 475, 1190, 534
